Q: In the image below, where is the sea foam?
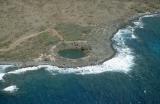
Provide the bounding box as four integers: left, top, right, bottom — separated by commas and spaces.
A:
134, 13, 159, 29
7, 66, 41, 74
0, 73, 5, 81
3, 85, 19, 93
0, 65, 14, 81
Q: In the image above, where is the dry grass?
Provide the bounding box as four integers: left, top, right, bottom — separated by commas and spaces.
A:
55, 23, 92, 41
0, 32, 59, 61
0, 0, 159, 61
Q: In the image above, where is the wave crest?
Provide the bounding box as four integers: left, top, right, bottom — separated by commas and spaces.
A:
2, 85, 19, 93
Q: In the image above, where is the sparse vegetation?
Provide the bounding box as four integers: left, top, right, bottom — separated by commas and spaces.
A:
55, 23, 92, 41
0, 0, 159, 67
0, 32, 59, 61
38, 32, 59, 46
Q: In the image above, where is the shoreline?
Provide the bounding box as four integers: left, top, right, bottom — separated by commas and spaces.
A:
0, 11, 160, 69
96, 11, 160, 66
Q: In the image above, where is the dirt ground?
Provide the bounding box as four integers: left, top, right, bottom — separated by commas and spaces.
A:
0, 0, 160, 67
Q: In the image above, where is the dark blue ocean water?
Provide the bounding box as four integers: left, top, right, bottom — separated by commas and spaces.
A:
0, 14, 160, 104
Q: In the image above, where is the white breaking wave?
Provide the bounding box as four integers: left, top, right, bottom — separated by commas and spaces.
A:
7, 66, 41, 74
143, 13, 159, 18
2, 85, 19, 93
133, 21, 144, 28
0, 65, 14, 81
0, 73, 5, 81
133, 15, 145, 29
133, 13, 159, 29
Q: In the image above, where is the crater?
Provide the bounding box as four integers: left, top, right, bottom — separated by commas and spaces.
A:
58, 49, 86, 59
49, 41, 93, 67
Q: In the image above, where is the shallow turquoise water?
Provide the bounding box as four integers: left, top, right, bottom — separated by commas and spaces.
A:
0, 14, 160, 104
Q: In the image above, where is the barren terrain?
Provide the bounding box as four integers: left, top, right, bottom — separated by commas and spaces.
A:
0, 0, 160, 67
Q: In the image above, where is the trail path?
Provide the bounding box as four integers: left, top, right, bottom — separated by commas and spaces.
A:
0, 29, 64, 52
50, 29, 64, 41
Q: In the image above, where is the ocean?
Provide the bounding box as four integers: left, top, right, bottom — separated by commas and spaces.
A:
0, 14, 160, 104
